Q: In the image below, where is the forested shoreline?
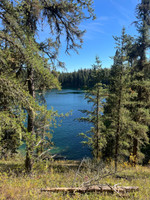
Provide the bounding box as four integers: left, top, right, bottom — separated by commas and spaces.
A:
58, 67, 110, 89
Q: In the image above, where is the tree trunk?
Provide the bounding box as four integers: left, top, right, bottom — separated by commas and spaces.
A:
41, 186, 139, 194
95, 89, 100, 161
115, 92, 121, 172
133, 138, 138, 166
25, 67, 35, 172
115, 133, 119, 172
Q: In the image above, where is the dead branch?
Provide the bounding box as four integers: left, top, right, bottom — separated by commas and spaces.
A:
106, 184, 124, 198
72, 158, 85, 187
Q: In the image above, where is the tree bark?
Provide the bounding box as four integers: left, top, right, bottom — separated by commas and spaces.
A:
115, 91, 121, 172
96, 89, 100, 161
41, 186, 139, 194
133, 138, 138, 166
25, 67, 35, 172
115, 133, 119, 172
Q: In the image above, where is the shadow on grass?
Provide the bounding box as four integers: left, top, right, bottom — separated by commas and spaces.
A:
0, 162, 25, 175
0, 159, 87, 175
48, 162, 81, 173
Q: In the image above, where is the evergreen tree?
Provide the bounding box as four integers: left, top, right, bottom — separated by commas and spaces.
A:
104, 28, 132, 171
78, 58, 107, 162
89, 56, 103, 87
79, 83, 107, 162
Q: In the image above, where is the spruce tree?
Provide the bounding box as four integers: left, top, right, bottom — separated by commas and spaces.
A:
89, 56, 103, 87
79, 83, 107, 162
103, 28, 132, 171
78, 58, 107, 162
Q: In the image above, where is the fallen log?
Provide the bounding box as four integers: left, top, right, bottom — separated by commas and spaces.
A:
41, 185, 139, 194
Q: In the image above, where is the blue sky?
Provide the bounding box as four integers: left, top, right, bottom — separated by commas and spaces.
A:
40, 0, 140, 72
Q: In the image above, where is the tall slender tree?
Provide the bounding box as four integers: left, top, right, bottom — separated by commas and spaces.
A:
78, 58, 107, 162
79, 83, 107, 162
103, 28, 132, 171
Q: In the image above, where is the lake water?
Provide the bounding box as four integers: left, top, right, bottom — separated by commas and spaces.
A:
45, 89, 92, 160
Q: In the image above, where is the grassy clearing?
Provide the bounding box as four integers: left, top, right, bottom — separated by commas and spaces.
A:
0, 159, 150, 200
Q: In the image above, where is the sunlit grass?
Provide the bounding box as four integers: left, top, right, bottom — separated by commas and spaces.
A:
0, 159, 150, 199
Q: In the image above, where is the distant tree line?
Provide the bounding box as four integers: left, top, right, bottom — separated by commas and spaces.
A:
58, 67, 110, 89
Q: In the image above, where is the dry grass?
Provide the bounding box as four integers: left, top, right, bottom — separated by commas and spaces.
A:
0, 159, 150, 200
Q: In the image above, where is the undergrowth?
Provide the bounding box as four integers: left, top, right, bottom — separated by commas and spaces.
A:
0, 158, 150, 200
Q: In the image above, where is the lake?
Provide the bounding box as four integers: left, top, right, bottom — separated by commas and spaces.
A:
45, 89, 92, 160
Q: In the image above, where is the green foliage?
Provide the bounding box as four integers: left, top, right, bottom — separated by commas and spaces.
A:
128, 0, 150, 164
79, 86, 107, 161
0, 0, 95, 171
78, 59, 108, 161
103, 28, 135, 171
